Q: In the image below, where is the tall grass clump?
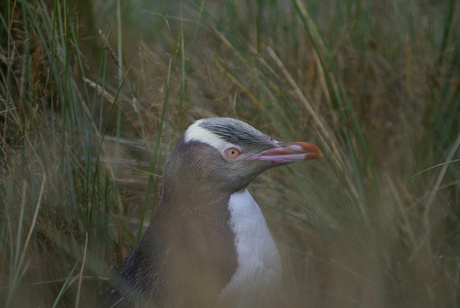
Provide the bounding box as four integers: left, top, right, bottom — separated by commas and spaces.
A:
1, 0, 459, 307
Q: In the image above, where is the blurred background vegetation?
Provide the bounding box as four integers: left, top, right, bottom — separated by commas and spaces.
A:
1, 0, 459, 307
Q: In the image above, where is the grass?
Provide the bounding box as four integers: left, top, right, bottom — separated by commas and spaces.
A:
1, 0, 459, 307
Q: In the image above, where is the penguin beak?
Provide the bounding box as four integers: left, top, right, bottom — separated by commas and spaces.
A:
246, 142, 323, 164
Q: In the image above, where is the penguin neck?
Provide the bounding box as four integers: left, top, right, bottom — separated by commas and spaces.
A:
159, 172, 235, 215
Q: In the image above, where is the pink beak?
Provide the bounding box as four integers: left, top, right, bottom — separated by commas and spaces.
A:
246, 142, 323, 164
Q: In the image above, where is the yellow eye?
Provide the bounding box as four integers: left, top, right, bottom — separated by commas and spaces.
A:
224, 147, 241, 159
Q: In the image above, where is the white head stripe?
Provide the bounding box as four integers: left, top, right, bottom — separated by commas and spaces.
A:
184, 120, 239, 151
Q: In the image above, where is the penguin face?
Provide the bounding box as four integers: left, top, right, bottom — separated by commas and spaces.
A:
167, 118, 322, 193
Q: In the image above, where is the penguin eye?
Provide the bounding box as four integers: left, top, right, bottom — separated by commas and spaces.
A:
224, 147, 242, 159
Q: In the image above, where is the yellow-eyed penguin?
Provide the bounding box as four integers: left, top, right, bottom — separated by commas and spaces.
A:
98, 118, 322, 308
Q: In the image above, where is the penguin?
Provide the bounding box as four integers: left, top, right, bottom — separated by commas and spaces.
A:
98, 117, 322, 308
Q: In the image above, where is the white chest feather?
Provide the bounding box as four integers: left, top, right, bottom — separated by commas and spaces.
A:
218, 189, 282, 307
